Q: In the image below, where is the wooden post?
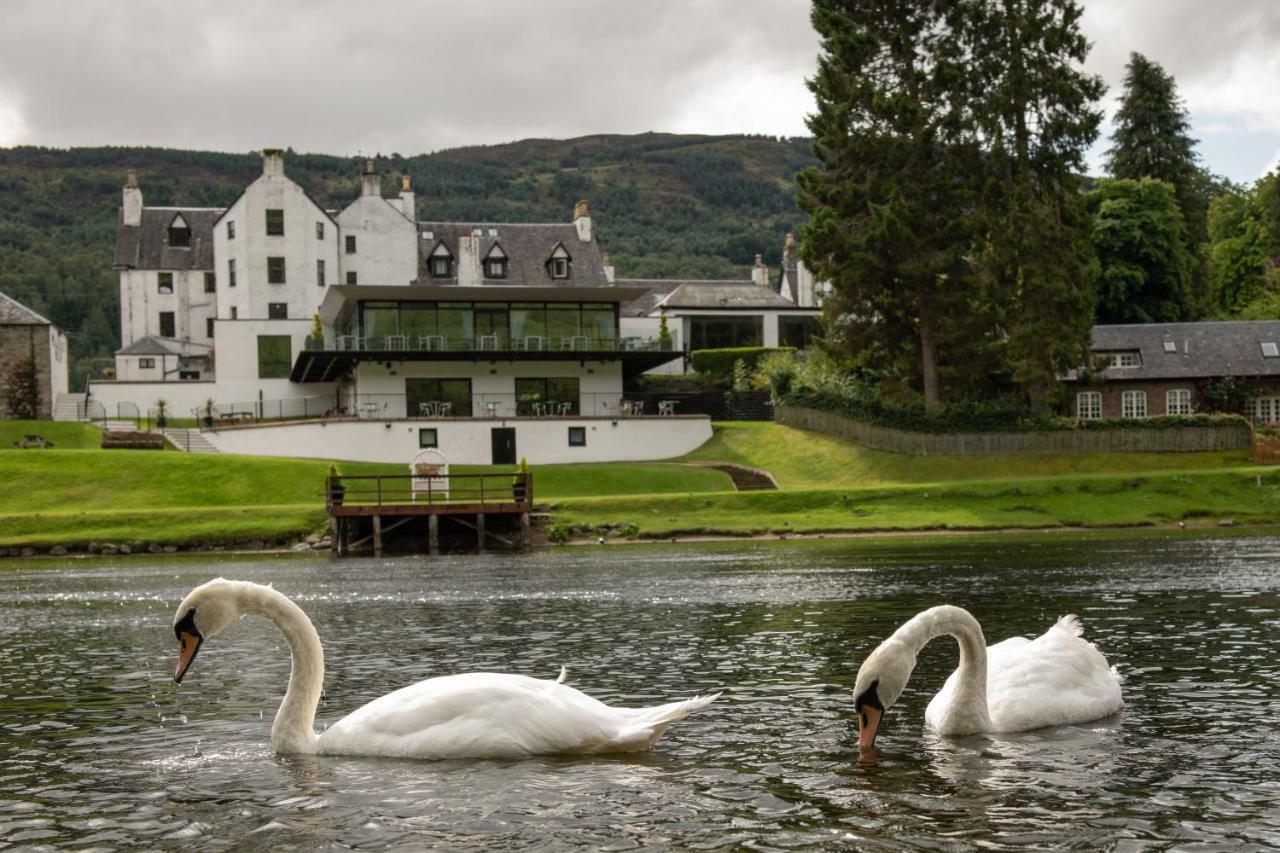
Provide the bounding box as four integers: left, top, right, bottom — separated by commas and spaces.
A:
428, 513, 439, 556
476, 512, 485, 553
521, 512, 531, 551
373, 514, 382, 558
330, 516, 340, 558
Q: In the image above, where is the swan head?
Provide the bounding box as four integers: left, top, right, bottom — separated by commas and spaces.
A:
171, 578, 245, 683
853, 638, 916, 752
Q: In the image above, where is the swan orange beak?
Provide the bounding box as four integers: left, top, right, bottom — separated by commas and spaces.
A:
174, 630, 202, 683
858, 704, 883, 752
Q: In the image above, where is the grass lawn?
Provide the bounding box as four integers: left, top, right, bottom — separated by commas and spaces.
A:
553, 468, 1280, 538
0, 420, 105, 450
680, 421, 1251, 489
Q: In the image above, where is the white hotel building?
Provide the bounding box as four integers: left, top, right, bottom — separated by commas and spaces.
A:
91, 150, 821, 464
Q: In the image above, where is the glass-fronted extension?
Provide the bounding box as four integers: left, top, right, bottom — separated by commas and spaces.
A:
340, 300, 621, 352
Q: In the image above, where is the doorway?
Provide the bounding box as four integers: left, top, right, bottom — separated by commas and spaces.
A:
491, 427, 516, 465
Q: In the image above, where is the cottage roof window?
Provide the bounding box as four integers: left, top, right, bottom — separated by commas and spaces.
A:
1099, 351, 1141, 369
484, 243, 508, 280
167, 214, 191, 248
1163, 340, 1177, 353
1262, 342, 1279, 358
546, 243, 571, 279
429, 241, 453, 278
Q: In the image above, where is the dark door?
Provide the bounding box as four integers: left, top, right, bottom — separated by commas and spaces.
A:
491, 428, 516, 465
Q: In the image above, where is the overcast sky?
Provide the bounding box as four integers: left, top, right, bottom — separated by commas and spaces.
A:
0, 0, 1276, 183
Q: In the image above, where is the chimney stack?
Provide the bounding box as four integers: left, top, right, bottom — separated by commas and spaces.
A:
262, 148, 285, 177
751, 253, 769, 287
601, 251, 615, 283
398, 174, 416, 219
573, 199, 592, 242
360, 159, 380, 197
122, 169, 143, 227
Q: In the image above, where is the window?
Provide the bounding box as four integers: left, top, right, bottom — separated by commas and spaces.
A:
431, 257, 451, 278
159, 311, 175, 338
405, 378, 472, 418
227, 220, 236, 240
158, 272, 173, 294
1163, 340, 1177, 353
267, 256, 286, 284
317, 259, 326, 287
228, 258, 237, 288
315, 221, 324, 240
1121, 390, 1147, 419
1076, 391, 1102, 420
514, 377, 579, 416
1102, 351, 1141, 368
418, 428, 438, 449
179, 370, 200, 380
168, 216, 191, 247
689, 316, 763, 349
268, 302, 288, 319
485, 258, 508, 279
256, 335, 292, 378
1253, 397, 1280, 424
266, 209, 284, 236
345, 235, 357, 254
1166, 389, 1192, 415
230, 306, 238, 320
780, 316, 823, 350
346, 271, 357, 284
551, 257, 569, 278
139, 357, 156, 369
206, 317, 215, 338
1262, 342, 1279, 358
203, 272, 216, 293
568, 426, 586, 447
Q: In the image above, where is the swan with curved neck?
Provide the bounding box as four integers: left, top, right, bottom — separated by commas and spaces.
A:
172, 578, 719, 759
852, 605, 1123, 751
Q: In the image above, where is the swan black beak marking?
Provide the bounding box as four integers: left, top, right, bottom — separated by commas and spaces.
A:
855, 679, 884, 753
174, 608, 203, 683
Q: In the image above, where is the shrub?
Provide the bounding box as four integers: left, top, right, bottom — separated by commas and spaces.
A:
691, 347, 795, 378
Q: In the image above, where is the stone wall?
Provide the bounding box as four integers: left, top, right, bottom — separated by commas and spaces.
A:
0, 324, 54, 419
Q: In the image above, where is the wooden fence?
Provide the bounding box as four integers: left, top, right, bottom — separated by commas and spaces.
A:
775, 405, 1252, 456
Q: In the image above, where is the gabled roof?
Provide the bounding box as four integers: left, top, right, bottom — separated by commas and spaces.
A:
116, 335, 188, 356
116, 208, 221, 271
0, 290, 52, 325
417, 222, 609, 287
616, 279, 809, 315
1075, 320, 1280, 381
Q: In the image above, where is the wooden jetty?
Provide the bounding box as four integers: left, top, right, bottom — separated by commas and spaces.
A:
326, 471, 533, 557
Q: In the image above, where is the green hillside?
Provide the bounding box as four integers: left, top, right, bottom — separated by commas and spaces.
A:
0, 134, 817, 384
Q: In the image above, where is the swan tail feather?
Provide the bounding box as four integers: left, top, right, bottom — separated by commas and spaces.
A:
1057, 614, 1085, 637
557, 666, 567, 684
626, 692, 721, 726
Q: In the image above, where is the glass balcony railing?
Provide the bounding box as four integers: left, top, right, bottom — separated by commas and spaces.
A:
304, 334, 675, 354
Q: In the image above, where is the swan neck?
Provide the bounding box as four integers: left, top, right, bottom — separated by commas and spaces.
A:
900, 605, 990, 723
238, 585, 323, 753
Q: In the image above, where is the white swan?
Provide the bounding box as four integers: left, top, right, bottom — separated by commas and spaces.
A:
171, 578, 719, 759
852, 605, 1122, 751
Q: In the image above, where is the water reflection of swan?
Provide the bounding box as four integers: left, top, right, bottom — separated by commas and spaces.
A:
852, 606, 1123, 750
172, 579, 719, 759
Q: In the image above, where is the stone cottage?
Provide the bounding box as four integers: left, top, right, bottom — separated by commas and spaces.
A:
0, 291, 69, 420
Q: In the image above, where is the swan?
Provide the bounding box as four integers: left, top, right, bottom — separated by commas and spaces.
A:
852, 605, 1122, 751
171, 578, 719, 759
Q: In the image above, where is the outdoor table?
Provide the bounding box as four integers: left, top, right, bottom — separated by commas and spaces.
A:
520, 336, 545, 351
476, 334, 499, 351
384, 335, 408, 350
361, 402, 381, 418
418, 335, 445, 351
418, 402, 437, 417
561, 335, 590, 351
658, 400, 677, 416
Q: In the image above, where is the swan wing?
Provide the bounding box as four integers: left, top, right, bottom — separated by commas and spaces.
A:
985, 617, 1124, 732
315, 672, 717, 759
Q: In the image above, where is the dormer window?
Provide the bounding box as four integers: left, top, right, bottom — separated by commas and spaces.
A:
1098, 351, 1141, 369
484, 243, 508, 280
429, 241, 453, 278
546, 243, 571, 279
167, 214, 191, 248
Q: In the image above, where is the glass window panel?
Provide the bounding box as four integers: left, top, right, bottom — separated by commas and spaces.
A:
547, 377, 580, 415
510, 303, 547, 341
399, 304, 437, 341
437, 303, 473, 348
257, 335, 292, 378
475, 307, 509, 348
361, 301, 399, 346
546, 305, 581, 340
582, 303, 616, 347
406, 378, 472, 417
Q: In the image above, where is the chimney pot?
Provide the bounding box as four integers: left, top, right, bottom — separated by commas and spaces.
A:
573, 199, 589, 220
126, 169, 138, 188
401, 175, 410, 191
754, 253, 763, 267
262, 148, 285, 177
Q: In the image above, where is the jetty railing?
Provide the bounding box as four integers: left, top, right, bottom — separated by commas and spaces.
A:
326, 471, 533, 511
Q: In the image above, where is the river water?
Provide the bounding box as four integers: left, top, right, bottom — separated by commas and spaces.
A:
0, 535, 1277, 851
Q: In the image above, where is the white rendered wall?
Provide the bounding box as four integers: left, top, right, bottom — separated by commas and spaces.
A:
211, 319, 334, 406
113, 353, 175, 382
88, 378, 216, 417
119, 269, 215, 345
336, 196, 417, 285
213, 174, 339, 324
202, 416, 713, 465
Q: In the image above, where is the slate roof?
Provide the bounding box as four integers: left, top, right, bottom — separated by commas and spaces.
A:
0, 290, 52, 325
658, 281, 810, 311
416, 222, 609, 287
115, 208, 221, 271
1071, 320, 1280, 381
115, 335, 189, 356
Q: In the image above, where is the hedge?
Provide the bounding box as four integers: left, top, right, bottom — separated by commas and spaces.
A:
690, 347, 795, 378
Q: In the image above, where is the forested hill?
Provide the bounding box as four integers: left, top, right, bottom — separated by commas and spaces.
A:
0, 133, 818, 382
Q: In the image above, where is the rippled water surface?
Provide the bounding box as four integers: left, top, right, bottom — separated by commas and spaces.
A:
1, 535, 1279, 850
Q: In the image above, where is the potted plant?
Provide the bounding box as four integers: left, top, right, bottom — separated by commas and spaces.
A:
658, 310, 673, 351
328, 464, 345, 507
512, 457, 529, 503
308, 313, 324, 350
155, 398, 168, 429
